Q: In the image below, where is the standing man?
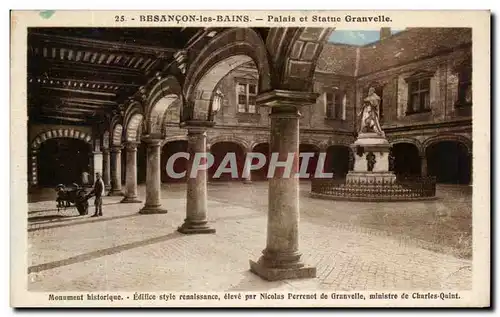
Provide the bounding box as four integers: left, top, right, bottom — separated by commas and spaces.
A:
90, 172, 105, 217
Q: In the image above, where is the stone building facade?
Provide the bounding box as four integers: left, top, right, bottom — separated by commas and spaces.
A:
28, 27, 472, 187
153, 27, 472, 184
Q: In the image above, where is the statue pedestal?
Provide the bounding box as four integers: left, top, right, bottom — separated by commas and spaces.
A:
346, 132, 396, 185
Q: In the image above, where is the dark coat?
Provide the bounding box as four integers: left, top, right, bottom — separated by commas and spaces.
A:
92, 178, 105, 198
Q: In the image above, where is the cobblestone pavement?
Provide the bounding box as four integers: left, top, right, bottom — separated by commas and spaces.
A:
27, 182, 472, 291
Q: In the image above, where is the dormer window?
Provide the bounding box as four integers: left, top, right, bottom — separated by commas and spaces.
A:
405, 71, 434, 115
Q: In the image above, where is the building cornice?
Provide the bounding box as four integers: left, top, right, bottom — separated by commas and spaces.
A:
383, 118, 472, 133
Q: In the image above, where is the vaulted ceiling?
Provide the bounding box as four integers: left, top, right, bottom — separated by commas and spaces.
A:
27, 27, 220, 126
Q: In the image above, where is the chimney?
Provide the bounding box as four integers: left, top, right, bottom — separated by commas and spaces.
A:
380, 27, 391, 40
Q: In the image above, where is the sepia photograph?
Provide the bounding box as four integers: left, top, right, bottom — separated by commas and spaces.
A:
10, 10, 490, 307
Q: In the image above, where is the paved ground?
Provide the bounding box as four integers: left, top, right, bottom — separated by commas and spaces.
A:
27, 182, 472, 292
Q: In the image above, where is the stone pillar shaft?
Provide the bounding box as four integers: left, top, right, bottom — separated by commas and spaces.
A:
249, 90, 317, 281
139, 138, 167, 214
178, 126, 215, 234
266, 110, 300, 255
109, 146, 123, 196
102, 149, 111, 189
121, 142, 141, 203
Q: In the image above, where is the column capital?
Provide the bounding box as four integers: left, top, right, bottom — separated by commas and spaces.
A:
102, 148, 110, 154
110, 145, 123, 153
124, 141, 140, 150
141, 137, 163, 146
92, 150, 102, 155
187, 127, 208, 136
257, 89, 319, 109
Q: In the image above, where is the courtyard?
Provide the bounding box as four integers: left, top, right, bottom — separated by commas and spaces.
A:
27, 182, 472, 292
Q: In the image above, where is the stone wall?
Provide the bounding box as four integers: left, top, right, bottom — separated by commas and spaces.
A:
357, 28, 472, 76
313, 28, 473, 155
162, 64, 358, 150
315, 43, 358, 76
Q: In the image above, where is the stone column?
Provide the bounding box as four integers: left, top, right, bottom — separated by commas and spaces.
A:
420, 155, 428, 177
109, 145, 124, 196
121, 142, 142, 203
102, 148, 111, 190
92, 151, 103, 186
243, 146, 253, 184
178, 125, 215, 234
249, 90, 317, 281
139, 138, 167, 214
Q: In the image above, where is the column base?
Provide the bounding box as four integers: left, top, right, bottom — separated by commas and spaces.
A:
108, 190, 124, 196
177, 219, 215, 234
120, 196, 142, 204
243, 180, 252, 184
139, 205, 168, 214
249, 259, 316, 281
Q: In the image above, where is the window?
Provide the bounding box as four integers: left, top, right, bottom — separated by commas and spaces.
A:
405, 72, 433, 115
236, 82, 257, 113
456, 64, 472, 107
325, 92, 344, 120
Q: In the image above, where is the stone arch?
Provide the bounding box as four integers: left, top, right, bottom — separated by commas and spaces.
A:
266, 27, 334, 91
424, 134, 472, 184
390, 137, 424, 156
208, 135, 251, 151
390, 141, 422, 176
422, 134, 472, 154
324, 144, 351, 178
322, 139, 353, 150
298, 138, 322, 151
111, 124, 123, 146
102, 130, 110, 149
123, 101, 145, 136
162, 135, 188, 146
125, 113, 144, 143
29, 128, 92, 186
250, 137, 270, 151
162, 98, 182, 125
183, 28, 272, 121
144, 76, 183, 136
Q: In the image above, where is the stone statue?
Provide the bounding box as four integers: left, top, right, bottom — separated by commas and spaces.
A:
358, 87, 384, 135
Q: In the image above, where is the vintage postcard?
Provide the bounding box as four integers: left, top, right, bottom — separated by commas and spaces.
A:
10, 10, 490, 307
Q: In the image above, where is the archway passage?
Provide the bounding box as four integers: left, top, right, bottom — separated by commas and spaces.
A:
209, 142, 245, 181
161, 141, 189, 183
325, 146, 350, 178
299, 144, 319, 179
252, 143, 270, 181
37, 138, 91, 187
392, 143, 421, 176
426, 141, 472, 184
